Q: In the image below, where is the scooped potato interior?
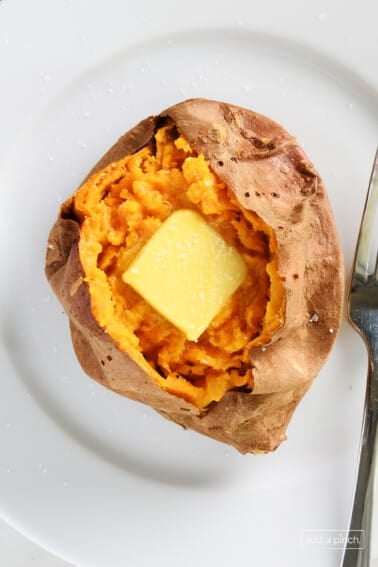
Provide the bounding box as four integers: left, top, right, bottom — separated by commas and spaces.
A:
73, 123, 285, 409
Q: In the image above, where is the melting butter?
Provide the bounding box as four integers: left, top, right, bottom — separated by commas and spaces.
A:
123, 209, 247, 341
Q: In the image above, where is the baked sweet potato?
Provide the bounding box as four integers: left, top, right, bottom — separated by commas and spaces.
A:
45, 98, 344, 453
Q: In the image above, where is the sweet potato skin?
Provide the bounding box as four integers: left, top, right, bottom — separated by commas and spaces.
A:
46, 99, 344, 453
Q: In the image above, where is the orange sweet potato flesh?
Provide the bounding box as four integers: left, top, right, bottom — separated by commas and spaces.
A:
45, 99, 344, 453
72, 124, 285, 409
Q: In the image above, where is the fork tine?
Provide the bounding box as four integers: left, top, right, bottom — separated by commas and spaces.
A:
352, 148, 378, 285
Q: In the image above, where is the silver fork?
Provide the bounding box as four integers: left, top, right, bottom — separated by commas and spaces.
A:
342, 148, 378, 567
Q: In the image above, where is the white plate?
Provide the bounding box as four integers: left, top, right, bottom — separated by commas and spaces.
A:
1, 1, 378, 566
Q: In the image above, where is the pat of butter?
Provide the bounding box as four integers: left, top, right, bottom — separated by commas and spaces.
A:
123, 209, 247, 341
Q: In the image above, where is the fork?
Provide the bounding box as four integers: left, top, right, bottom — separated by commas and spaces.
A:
342, 148, 378, 567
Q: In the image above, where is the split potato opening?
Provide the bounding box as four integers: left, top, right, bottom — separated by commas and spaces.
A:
74, 124, 285, 410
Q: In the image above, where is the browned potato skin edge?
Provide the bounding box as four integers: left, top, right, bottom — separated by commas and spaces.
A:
45, 98, 344, 454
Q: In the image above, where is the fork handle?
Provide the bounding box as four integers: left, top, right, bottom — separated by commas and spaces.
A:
341, 355, 378, 567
